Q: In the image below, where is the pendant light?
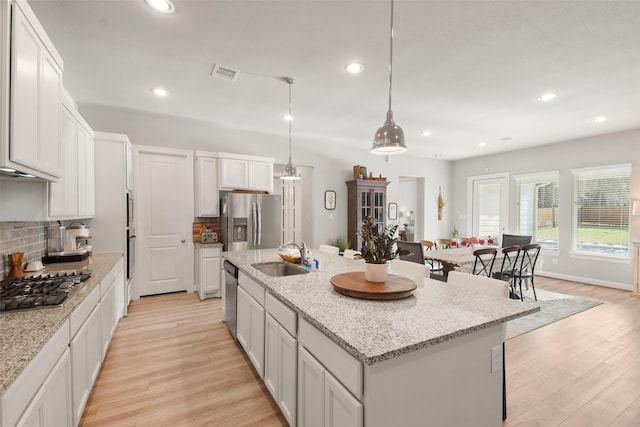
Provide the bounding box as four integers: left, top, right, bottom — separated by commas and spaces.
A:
281, 77, 301, 180
371, 0, 407, 155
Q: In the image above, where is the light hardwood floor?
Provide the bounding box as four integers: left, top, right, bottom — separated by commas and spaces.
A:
80, 277, 640, 426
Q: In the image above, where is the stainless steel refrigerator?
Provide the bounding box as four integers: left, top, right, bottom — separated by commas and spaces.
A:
220, 191, 282, 251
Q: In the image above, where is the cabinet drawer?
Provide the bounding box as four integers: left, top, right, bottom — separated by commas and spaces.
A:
299, 317, 363, 400
201, 246, 222, 258
265, 292, 296, 336
69, 285, 100, 339
238, 271, 264, 306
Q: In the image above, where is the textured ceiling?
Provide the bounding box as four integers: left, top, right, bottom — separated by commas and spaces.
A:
29, 0, 640, 160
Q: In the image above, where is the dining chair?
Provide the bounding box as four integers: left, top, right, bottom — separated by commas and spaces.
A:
471, 247, 497, 277
511, 243, 542, 301
434, 238, 452, 250
492, 245, 521, 298
319, 244, 340, 255
422, 240, 443, 273
389, 259, 430, 280
501, 234, 532, 248
343, 249, 362, 260
447, 270, 509, 420
396, 241, 426, 264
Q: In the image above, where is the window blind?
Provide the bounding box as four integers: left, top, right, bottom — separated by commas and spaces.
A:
572, 164, 631, 256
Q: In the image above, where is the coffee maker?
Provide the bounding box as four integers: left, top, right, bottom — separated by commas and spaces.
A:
44, 223, 90, 263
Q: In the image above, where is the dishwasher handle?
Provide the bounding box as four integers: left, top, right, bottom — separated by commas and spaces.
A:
223, 260, 238, 278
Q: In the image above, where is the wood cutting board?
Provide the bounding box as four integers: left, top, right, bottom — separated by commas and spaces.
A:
330, 272, 417, 300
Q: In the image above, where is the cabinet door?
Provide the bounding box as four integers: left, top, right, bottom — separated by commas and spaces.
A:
264, 314, 280, 399
10, 5, 40, 170
324, 371, 363, 427
70, 314, 89, 425
249, 161, 273, 192
219, 157, 249, 189
49, 107, 78, 218
195, 157, 219, 216
202, 256, 221, 294
39, 52, 62, 177
15, 387, 44, 427
279, 327, 297, 426
125, 141, 133, 191
42, 349, 72, 427
236, 286, 252, 353
101, 280, 117, 357
298, 346, 325, 427
248, 295, 265, 378
77, 126, 95, 218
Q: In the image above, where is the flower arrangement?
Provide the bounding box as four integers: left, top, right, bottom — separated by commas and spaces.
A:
438, 186, 446, 221
360, 215, 401, 264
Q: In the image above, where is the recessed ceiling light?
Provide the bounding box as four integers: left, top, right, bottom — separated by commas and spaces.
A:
537, 93, 556, 102
420, 130, 432, 137
145, 0, 175, 14
433, 153, 444, 158
283, 114, 293, 121
151, 88, 170, 98
345, 63, 364, 74
594, 116, 607, 123
479, 142, 487, 147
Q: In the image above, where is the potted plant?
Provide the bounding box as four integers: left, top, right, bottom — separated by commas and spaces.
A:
329, 236, 350, 254
360, 215, 401, 282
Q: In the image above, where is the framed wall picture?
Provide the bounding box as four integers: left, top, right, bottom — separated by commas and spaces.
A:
388, 202, 398, 220
324, 190, 336, 210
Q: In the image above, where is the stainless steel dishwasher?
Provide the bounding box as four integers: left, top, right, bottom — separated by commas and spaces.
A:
223, 260, 239, 339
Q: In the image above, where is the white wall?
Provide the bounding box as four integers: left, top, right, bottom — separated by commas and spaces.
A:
450, 128, 640, 289
80, 104, 451, 249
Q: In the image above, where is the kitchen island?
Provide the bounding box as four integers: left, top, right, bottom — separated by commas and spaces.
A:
223, 249, 539, 427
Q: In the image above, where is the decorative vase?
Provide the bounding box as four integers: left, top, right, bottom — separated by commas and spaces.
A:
364, 263, 387, 283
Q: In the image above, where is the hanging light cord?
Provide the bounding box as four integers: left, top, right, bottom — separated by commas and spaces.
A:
388, 0, 394, 113
288, 79, 293, 162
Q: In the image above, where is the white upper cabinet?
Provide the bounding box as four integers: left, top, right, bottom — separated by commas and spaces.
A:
218, 153, 274, 193
5, 0, 63, 180
195, 152, 218, 217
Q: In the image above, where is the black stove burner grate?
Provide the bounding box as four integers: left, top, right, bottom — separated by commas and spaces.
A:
0, 270, 92, 313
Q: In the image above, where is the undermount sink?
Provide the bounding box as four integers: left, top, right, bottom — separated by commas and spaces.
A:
252, 261, 309, 277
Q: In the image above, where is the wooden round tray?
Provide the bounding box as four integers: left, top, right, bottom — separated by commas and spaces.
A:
330, 272, 417, 300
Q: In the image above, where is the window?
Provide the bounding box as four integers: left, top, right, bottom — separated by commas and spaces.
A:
572, 164, 631, 257
516, 171, 559, 250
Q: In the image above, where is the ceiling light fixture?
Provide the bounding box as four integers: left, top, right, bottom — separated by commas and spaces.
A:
537, 93, 556, 102
420, 131, 432, 137
594, 116, 607, 123
145, 0, 175, 14
345, 63, 364, 74
280, 77, 301, 181
283, 114, 293, 121
151, 88, 170, 98
371, 0, 407, 155
479, 142, 487, 147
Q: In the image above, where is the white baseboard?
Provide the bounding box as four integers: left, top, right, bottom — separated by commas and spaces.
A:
538, 271, 633, 291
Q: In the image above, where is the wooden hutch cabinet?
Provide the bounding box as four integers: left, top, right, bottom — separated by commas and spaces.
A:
346, 179, 390, 251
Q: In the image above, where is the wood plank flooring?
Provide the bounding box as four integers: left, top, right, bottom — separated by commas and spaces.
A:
80, 277, 640, 426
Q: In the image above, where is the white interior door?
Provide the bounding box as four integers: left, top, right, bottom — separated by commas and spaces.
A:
136, 146, 193, 297
467, 173, 509, 240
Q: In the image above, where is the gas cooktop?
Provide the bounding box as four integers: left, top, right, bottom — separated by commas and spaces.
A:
0, 270, 92, 313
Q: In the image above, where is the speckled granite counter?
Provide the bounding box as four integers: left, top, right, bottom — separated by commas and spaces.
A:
0, 252, 123, 395
223, 249, 539, 365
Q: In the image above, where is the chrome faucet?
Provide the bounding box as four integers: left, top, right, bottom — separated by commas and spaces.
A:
279, 241, 308, 265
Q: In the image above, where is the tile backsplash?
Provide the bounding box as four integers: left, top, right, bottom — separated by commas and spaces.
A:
0, 221, 53, 278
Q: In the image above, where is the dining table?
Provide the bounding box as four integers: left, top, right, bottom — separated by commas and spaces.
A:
424, 246, 504, 280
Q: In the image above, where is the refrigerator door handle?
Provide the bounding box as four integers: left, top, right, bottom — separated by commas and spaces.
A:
252, 202, 258, 246
256, 201, 262, 246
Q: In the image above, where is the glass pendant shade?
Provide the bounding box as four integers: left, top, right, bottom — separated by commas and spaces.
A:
281, 77, 301, 181
371, 0, 407, 155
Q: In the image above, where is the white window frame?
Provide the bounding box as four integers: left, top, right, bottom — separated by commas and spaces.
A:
570, 163, 632, 260
514, 171, 560, 252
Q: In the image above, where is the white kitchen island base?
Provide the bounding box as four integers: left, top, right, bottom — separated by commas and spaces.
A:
364, 324, 504, 427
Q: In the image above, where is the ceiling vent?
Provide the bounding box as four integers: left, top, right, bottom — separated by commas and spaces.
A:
211, 64, 239, 82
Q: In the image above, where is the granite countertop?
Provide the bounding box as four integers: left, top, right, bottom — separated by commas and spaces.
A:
0, 252, 123, 395
223, 249, 539, 365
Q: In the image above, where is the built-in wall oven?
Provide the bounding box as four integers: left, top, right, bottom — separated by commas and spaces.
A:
126, 192, 135, 281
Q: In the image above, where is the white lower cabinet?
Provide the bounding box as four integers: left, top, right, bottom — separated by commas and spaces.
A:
297, 346, 362, 427
265, 313, 297, 426
236, 286, 265, 378
195, 245, 222, 299
70, 303, 102, 426
100, 278, 117, 357
16, 349, 72, 427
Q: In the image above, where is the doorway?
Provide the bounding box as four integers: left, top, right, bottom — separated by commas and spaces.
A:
135, 146, 194, 297
467, 173, 509, 240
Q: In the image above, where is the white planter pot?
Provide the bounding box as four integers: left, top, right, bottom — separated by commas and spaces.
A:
364, 263, 387, 282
